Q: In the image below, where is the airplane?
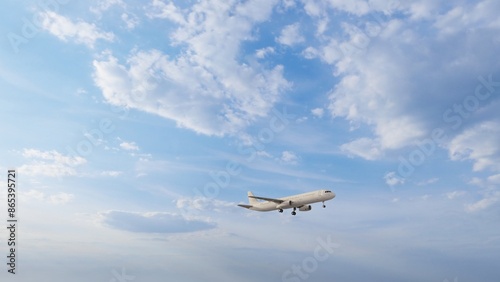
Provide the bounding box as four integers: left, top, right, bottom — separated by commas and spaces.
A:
237, 189, 335, 215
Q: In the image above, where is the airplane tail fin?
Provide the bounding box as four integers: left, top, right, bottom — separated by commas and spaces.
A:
248, 191, 259, 205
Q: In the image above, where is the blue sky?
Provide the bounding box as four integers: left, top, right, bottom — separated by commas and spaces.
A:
1, 0, 499, 281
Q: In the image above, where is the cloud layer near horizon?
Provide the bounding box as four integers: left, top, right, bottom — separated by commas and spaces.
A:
100, 210, 216, 233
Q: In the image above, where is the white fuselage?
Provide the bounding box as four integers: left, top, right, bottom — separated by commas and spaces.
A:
249, 190, 335, 212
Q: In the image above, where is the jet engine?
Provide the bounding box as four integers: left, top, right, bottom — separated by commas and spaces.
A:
299, 205, 312, 211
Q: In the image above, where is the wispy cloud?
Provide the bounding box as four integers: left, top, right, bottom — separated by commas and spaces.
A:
434, 1, 500, 35
417, 177, 439, 186
22, 190, 75, 205
119, 141, 139, 151
466, 171, 500, 212
466, 191, 500, 212
311, 107, 324, 118
100, 170, 123, 177
100, 210, 216, 233
176, 197, 236, 213
341, 138, 382, 160
255, 47, 275, 59
446, 191, 466, 200
48, 192, 75, 205
19, 149, 86, 177
121, 13, 139, 29
39, 11, 115, 48
280, 151, 299, 165
449, 120, 500, 172
384, 172, 405, 186
146, 0, 185, 24
90, 0, 124, 15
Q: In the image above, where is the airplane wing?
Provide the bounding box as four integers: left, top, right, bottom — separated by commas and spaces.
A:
237, 204, 253, 209
248, 195, 284, 204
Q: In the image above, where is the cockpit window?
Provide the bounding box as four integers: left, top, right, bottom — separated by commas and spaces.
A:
325, 190, 332, 193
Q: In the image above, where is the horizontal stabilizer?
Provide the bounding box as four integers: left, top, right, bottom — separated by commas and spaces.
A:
238, 204, 253, 209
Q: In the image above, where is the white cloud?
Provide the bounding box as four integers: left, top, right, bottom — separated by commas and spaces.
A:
446, 191, 466, 200
95, 0, 290, 136
301, 0, 400, 18
311, 107, 324, 118
434, 0, 500, 35
255, 47, 275, 59
469, 174, 500, 188
302, 46, 319, 59
22, 190, 75, 205
280, 0, 296, 10
296, 1, 500, 161
100, 170, 123, 177
146, 0, 186, 24
90, 0, 124, 14
466, 191, 500, 213
296, 116, 308, 123
341, 138, 382, 160
406, 0, 439, 20
119, 141, 139, 151
83, 131, 105, 146
328, 57, 426, 150
488, 174, 500, 184
301, 0, 325, 17
256, 150, 273, 159
277, 23, 305, 46
280, 151, 299, 164
466, 173, 500, 212
75, 88, 87, 96
417, 177, 439, 186
100, 210, 216, 233
176, 197, 235, 213
19, 149, 86, 177
384, 171, 405, 186
22, 149, 86, 165
19, 163, 76, 178
121, 13, 140, 30
23, 189, 45, 201
448, 121, 500, 172
39, 11, 115, 48
48, 193, 75, 205
325, 0, 371, 16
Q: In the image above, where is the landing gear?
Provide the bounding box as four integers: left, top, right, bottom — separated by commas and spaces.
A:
291, 207, 296, 216
279, 209, 283, 213
322, 201, 326, 208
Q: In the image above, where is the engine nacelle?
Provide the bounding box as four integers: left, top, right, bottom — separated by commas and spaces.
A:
276, 200, 293, 209
299, 205, 312, 211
